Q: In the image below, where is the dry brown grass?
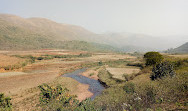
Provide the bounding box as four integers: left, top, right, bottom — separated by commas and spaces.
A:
0, 54, 25, 67
81, 67, 101, 80
106, 66, 140, 80
164, 54, 188, 58
78, 54, 136, 62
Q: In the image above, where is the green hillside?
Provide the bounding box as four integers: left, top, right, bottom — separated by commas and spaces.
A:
0, 14, 116, 52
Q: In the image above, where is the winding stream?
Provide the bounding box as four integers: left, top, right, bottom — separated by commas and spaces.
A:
62, 68, 104, 100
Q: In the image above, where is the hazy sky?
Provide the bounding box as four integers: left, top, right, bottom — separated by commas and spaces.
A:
0, 0, 188, 36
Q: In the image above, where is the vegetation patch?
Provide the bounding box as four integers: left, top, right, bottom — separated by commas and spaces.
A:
0, 93, 12, 111
38, 84, 101, 111
144, 51, 163, 66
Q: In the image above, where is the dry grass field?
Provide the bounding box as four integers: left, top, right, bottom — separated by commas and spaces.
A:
78, 53, 136, 62
0, 49, 137, 110
106, 66, 140, 80
168, 54, 188, 58
0, 54, 25, 67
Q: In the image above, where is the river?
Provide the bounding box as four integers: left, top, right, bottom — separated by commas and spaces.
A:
62, 68, 104, 100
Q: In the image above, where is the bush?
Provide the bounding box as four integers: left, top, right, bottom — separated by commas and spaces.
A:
144, 52, 163, 66
37, 57, 44, 60
151, 61, 176, 80
0, 93, 12, 110
38, 84, 73, 104
38, 84, 100, 110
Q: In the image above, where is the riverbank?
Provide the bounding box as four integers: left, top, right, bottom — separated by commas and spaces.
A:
62, 68, 105, 100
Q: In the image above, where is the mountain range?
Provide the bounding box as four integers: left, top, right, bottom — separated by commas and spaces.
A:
0, 13, 187, 52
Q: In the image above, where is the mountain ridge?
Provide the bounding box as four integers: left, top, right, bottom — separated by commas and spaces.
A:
0, 13, 187, 52
165, 42, 188, 54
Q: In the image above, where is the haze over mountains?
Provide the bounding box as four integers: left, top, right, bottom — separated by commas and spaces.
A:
165, 42, 188, 54
0, 14, 187, 52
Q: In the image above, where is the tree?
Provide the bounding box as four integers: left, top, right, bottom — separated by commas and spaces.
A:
144, 52, 163, 66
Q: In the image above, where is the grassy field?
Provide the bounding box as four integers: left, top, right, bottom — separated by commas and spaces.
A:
94, 53, 188, 111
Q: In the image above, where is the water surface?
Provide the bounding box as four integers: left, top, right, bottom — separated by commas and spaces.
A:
62, 68, 104, 100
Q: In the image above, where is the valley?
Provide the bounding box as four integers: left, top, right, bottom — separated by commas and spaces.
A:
0, 11, 187, 111
0, 49, 137, 110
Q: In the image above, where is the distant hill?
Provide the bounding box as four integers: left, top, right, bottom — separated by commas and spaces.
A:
1, 13, 187, 52
165, 42, 188, 54
100, 32, 188, 51
0, 14, 116, 52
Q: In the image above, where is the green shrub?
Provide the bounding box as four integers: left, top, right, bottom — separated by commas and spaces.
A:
98, 61, 103, 66
144, 52, 163, 66
38, 84, 72, 104
0, 93, 12, 110
151, 61, 175, 80
37, 57, 44, 60
38, 84, 100, 110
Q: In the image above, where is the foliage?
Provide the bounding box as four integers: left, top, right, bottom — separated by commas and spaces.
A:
38, 84, 73, 105
144, 52, 163, 66
37, 57, 44, 60
38, 84, 101, 111
151, 61, 176, 80
0, 93, 12, 110
95, 56, 188, 110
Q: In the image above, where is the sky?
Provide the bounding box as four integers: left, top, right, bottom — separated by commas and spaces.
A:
0, 0, 188, 36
